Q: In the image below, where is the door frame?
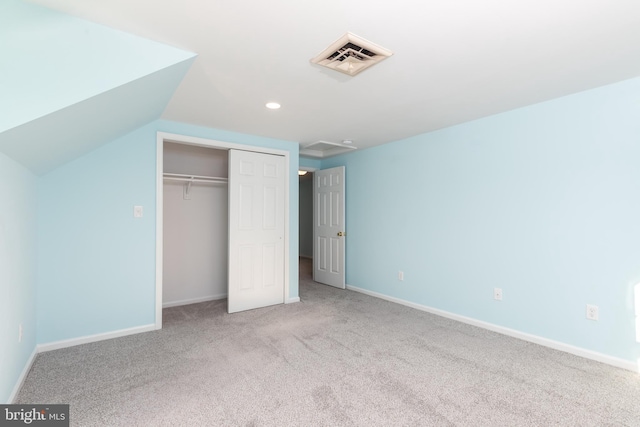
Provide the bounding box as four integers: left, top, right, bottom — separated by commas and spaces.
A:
155, 132, 291, 329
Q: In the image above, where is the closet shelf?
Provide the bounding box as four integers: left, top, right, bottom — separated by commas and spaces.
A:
163, 173, 228, 184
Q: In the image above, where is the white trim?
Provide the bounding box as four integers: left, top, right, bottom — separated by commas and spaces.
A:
346, 284, 638, 373
156, 132, 292, 322
162, 294, 227, 308
37, 324, 156, 353
9, 347, 37, 403
298, 166, 318, 173
155, 135, 164, 330
286, 297, 301, 304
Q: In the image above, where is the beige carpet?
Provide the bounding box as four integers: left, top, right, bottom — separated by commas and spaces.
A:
17, 258, 640, 426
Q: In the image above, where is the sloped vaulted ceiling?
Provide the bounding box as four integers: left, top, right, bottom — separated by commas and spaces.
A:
0, 0, 196, 175
21, 0, 640, 156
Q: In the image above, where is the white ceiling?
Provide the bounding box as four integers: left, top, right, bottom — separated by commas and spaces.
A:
26, 0, 640, 153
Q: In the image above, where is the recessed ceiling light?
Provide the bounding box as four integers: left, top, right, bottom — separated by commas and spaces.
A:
298, 170, 308, 176
342, 139, 353, 144
266, 102, 281, 110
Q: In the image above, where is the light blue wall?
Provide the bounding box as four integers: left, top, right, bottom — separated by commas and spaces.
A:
0, 58, 195, 176
37, 119, 299, 344
0, 0, 194, 134
299, 157, 322, 170
0, 153, 37, 403
322, 76, 640, 363
37, 124, 158, 343
0, 0, 195, 175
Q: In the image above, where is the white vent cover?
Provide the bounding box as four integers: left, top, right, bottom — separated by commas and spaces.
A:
311, 32, 393, 76
300, 140, 357, 158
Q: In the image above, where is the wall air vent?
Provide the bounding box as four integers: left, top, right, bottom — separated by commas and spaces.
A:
311, 32, 393, 76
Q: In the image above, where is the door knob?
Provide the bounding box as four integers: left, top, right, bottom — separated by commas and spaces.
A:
337, 231, 346, 237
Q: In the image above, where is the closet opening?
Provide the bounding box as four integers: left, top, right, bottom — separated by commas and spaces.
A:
155, 132, 292, 329
162, 142, 229, 309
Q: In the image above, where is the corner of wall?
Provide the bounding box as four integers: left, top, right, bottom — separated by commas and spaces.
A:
0, 152, 38, 403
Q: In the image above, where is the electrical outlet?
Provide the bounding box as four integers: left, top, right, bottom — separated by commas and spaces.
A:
18, 323, 23, 343
398, 271, 404, 281
586, 304, 599, 321
133, 205, 144, 218
494, 288, 503, 301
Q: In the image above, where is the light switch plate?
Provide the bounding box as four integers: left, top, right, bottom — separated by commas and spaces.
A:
134, 206, 143, 218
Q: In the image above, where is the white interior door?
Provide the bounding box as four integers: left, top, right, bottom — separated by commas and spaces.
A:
228, 149, 285, 313
313, 166, 346, 289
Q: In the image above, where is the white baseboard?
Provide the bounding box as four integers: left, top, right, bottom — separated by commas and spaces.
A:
37, 324, 156, 353
162, 294, 227, 308
9, 347, 38, 403
164, 294, 297, 308
346, 284, 638, 373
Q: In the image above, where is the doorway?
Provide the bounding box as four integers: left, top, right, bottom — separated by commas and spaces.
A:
298, 165, 347, 289
313, 166, 346, 289
298, 170, 314, 260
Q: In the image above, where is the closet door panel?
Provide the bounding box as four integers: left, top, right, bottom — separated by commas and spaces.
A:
228, 149, 285, 313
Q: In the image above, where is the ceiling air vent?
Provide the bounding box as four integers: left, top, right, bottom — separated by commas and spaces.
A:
311, 32, 393, 76
300, 140, 357, 158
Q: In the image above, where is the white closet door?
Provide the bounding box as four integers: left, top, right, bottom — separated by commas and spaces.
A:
228, 149, 285, 313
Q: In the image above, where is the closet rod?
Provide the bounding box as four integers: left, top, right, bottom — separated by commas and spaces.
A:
163, 173, 228, 184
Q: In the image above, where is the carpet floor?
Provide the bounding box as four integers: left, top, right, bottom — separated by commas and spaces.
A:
17, 259, 640, 426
